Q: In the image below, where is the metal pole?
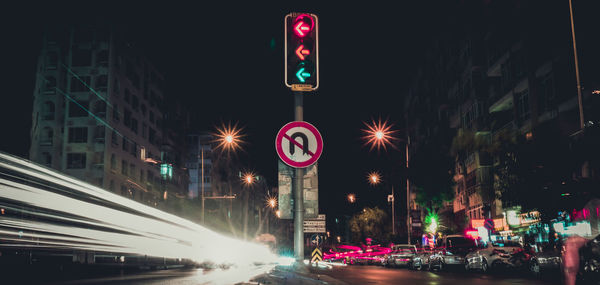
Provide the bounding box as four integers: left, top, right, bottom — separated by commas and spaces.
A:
406, 136, 411, 244
569, 0, 585, 130
293, 91, 305, 262
201, 148, 205, 224
392, 185, 395, 235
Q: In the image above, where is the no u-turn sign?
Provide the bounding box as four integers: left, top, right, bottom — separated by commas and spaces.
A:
276, 121, 323, 168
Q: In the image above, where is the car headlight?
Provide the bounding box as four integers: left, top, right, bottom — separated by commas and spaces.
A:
537, 258, 547, 264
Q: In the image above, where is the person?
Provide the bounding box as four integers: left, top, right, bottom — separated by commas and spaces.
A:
563, 198, 600, 285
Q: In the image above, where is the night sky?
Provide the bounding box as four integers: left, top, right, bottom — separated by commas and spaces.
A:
2, 1, 597, 220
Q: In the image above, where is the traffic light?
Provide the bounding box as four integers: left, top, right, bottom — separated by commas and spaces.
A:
285, 13, 319, 91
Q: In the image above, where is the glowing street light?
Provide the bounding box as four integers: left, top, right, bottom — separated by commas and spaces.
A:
267, 197, 277, 209
347, 193, 356, 203
367, 171, 381, 185
214, 122, 244, 152
241, 172, 256, 186
361, 118, 399, 152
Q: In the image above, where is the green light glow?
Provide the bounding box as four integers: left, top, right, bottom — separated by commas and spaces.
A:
296, 67, 306, 82
424, 211, 439, 234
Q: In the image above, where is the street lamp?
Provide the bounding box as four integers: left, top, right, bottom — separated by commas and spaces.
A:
362, 118, 411, 244
366, 172, 395, 236
200, 122, 245, 225
347, 193, 356, 204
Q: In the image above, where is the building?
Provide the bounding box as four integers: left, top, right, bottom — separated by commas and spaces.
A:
405, 0, 600, 240
28, 24, 187, 205
186, 133, 214, 199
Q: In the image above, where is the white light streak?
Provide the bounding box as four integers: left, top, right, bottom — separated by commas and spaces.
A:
0, 152, 285, 283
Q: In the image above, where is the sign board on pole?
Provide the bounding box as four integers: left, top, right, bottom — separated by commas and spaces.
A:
311, 247, 323, 262
275, 121, 323, 169
304, 214, 326, 233
278, 161, 319, 219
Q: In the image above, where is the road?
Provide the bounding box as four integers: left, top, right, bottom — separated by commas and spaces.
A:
311, 265, 563, 285
6, 263, 563, 285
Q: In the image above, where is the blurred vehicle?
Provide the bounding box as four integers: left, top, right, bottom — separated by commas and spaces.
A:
465, 240, 529, 273
430, 235, 477, 271
384, 244, 417, 268
528, 244, 562, 277
577, 234, 600, 285
410, 247, 434, 270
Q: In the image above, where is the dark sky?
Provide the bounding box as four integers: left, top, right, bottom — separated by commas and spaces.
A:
5, 1, 597, 220
1, 1, 447, 219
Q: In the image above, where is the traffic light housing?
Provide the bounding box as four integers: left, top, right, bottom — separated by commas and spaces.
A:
285, 13, 319, 91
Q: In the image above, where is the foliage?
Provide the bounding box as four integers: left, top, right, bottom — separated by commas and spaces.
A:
409, 138, 455, 210
349, 207, 390, 243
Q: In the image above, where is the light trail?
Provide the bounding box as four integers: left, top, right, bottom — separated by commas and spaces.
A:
0, 152, 286, 283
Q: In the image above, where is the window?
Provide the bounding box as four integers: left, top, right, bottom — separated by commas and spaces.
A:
68, 127, 88, 143
113, 78, 120, 95
131, 118, 138, 134
93, 100, 106, 117
140, 169, 144, 183
109, 180, 115, 191
95, 75, 108, 91
42, 101, 55, 120
122, 137, 129, 151
41, 152, 52, 166
67, 153, 86, 169
70, 76, 90, 92
149, 128, 156, 145
130, 163, 136, 179
540, 73, 555, 112
94, 125, 105, 143
121, 160, 128, 175
112, 104, 120, 122
44, 76, 56, 94
147, 170, 154, 184
71, 48, 92, 67
124, 109, 131, 127
41, 127, 53, 146
124, 88, 131, 104
132, 95, 139, 111
516, 89, 531, 122
131, 73, 140, 90
149, 111, 154, 124
140, 104, 146, 116
96, 50, 108, 67
111, 130, 118, 146
110, 153, 116, 170
68, 100, 88, 117
142, 123, 147, 139
130, 141, 137, 157
46, 52, 58, 69
92, 152, 104, 166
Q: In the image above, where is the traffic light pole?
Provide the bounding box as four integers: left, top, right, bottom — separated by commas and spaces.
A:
293, 91, 305, 262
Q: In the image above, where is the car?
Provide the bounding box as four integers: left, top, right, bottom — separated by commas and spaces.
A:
528, 244, 562, 277
410, 247, 435, 271
465, 240, 529, 273
430, 235, 477, 271
385, 244, 417, 268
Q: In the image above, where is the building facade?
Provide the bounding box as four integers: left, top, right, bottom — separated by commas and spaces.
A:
29, 25, 188, 206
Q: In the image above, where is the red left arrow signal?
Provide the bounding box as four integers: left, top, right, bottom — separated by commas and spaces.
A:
294, 21, 311, 37
295, 45, 311, 60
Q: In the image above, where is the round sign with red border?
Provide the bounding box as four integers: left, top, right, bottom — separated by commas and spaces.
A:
276, 121, 323, 168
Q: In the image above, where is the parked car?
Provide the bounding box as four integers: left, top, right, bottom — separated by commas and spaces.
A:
465, 240, 529, 273
411, 247, 435, 270
529, 245, 562, 277
384, 244, 417, 268
430, 235, 477, 271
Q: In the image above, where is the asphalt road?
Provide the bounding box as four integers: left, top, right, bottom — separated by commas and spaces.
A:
312, 265, 563, 285
5, 263, 563, 285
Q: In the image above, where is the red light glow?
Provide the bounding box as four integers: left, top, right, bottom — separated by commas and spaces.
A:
293, 14, 314, 37
465, 230, 479, 239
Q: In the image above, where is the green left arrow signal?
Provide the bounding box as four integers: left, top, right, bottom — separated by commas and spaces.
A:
296, 67, 311, 83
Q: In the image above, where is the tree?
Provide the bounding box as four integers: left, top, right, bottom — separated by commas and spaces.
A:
409, 138, 455, 210
349, 207, 390, 243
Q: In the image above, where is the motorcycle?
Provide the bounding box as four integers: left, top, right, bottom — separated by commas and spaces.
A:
578, 234, 600, 285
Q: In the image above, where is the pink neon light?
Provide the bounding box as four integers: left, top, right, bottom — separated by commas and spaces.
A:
596, 207, 599, 217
